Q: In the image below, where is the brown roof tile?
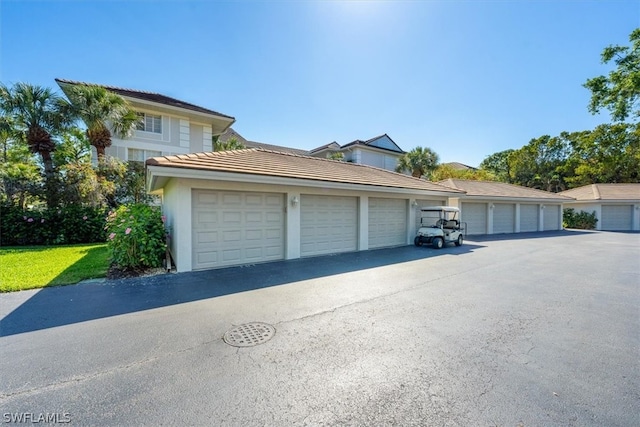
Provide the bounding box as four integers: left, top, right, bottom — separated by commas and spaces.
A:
560, 183, 640, 201
439, 179, 572, 200
147, 148, 463, 193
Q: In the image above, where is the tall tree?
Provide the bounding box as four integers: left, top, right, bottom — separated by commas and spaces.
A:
430, 164, 497, 182
563, 123, 640, 187
62, 84, 139, 161
584, 28, 640, 122
395, 146, 439, 178
0, 83, 70, 207
479, 149, 515, 182
507, 135, 570, 192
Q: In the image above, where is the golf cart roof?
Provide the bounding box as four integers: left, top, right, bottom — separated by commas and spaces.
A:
420, 206, 460, 213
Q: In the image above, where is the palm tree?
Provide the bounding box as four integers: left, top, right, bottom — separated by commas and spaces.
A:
61, 84, 138, 161
214, 136, 246, 152
395, 146, 440, 178
0, 82, 70, 207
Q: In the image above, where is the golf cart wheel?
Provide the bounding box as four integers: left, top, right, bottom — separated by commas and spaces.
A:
414, 236, 423, 247
433, 237, 444, 249
455, 235, 463, 247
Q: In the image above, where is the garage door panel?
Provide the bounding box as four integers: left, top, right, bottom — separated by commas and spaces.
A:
196, 251, 217, 265
494, 204, 515, 234
301, 195, 358, 257
193, 190, 284, 270
520, 205, 539, 232
222, 193, 242, 204
462, 203, 487, 235
368, 198, 407, 249
602, 205, 633, 230
543, 205, 560, 231
196, 192, 218, 204
196, 231, 218, 244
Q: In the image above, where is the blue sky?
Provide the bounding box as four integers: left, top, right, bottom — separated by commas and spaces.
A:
1, 0, 638, 166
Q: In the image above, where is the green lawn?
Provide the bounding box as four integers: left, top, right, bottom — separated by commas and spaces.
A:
0, 244, 109, 292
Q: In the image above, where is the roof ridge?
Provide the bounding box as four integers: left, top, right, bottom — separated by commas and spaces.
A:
591, 184, 601, 200
55, 78, 164, 97
442, 178, 574, 199
56, 77, 235, 120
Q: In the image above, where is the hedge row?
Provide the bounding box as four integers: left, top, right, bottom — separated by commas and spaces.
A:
563, 208, 598, 230
0, 205, 107, 246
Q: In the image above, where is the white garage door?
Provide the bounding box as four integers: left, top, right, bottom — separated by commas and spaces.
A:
543, 205, 561, 231
462, 202, 487, 235
415, 199, 444, 232
192, 190, 285, 270
493, 203, 515, 234
301, 195, 358, 257
602, 205, 633, 230
520, 204, 539, 232
369, 198, 407, 249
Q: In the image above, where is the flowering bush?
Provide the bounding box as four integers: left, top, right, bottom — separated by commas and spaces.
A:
0, 205, 106, 246
105, 204, 166, 269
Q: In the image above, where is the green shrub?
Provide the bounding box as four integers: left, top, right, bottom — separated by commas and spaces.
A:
105, 204, 166, 269
563, 208, 598, 230
0, 205, 107, 246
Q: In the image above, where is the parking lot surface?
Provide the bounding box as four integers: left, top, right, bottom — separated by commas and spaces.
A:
1, 231, 638, 426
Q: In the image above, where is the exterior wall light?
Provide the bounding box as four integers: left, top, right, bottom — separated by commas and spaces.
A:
291, 196, 299, 207
541, 205, 546, 210
411, 200, 418, 208
490, 204, 495, 209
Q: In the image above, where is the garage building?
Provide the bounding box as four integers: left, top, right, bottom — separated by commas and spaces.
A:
560, 184, 640, 231
438, 179, 572, 235
147, 149, 462, 272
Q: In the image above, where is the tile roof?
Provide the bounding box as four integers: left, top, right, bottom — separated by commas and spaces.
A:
244, 140, 310, 156
309, 141, 341, 154
443, 162, 478, 171
559, 183, 640, 201
147, 148, 463, 193
55, 78, 235, 120
439, 179, 573, 200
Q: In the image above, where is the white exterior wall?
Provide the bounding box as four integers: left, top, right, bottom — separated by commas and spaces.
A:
361, 150, 385, 169
567, 202, 640, 231
159, 176, 453, 272
106, 112, 220, 162
162, 178, 192, 272
189, 124, 204, 153
203, 125, 213, 152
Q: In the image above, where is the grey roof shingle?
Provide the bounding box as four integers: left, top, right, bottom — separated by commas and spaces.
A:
439, 179, 573, 200
560, 183, 640, 201
147, 148, 463, 193
56, 78, 235, 120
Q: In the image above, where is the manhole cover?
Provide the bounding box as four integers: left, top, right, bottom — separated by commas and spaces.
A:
223, 322, 276, 347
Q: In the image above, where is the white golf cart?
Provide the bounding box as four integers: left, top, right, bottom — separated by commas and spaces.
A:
414, 206, 464, 249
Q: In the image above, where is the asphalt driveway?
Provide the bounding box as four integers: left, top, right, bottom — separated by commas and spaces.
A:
1, 231, 638, 426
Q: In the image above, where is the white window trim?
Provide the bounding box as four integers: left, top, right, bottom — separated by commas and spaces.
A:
136, 112, 163, 134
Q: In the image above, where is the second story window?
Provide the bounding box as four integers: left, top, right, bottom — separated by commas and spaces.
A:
128, 148, 162, 162
136, 112, 162, 134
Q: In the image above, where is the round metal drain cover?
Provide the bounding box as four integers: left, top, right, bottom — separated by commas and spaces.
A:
223, 322, 276, 347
